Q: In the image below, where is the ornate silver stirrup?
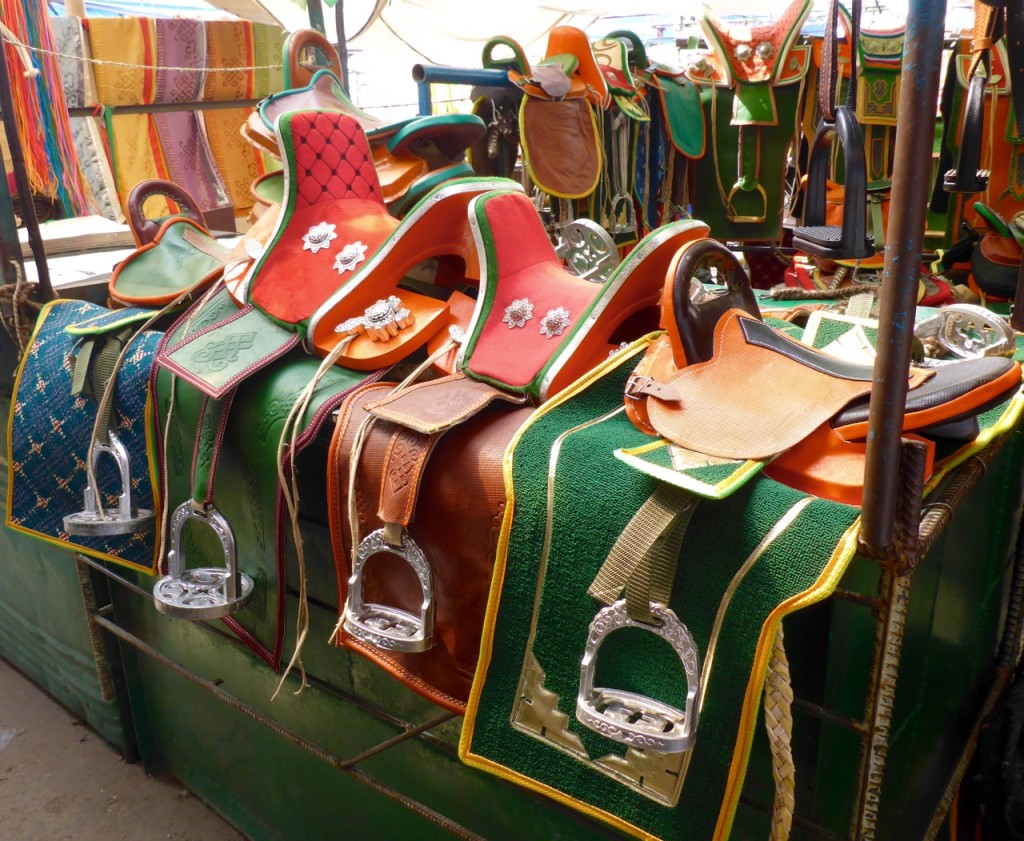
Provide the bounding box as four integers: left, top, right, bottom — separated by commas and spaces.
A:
63, 431, 154, 537
334, 295, 415, 342
914, 304, 1015, 360
556, 219, 620, 283
153, 502, 254, 620
343, 528, 435, 653
575, 600, 700, 754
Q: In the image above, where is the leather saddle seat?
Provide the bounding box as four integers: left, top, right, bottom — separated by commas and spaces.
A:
159, 111, 518, 399
242, 30, 485, 214
109, 179, 231, 309
327, 190, 709, 709
626, 239, 1022, 504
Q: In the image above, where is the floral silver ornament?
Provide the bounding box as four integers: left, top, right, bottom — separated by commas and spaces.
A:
539, 306, 571, 339
302, 221, 337, 254
608, 341, 630, 358
448, 325, 467, 344
756, 42, 774, 59
334, 241, 368, 274
244, 238, 264, 261
734, 44, 753, 62
334, 295, 414, 342
503, 298, 535, 329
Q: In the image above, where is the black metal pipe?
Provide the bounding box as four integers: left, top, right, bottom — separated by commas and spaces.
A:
859, 0, 948, 552
0, 35, 53, 300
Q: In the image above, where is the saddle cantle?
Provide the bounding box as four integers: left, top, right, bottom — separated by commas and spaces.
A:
242, 30, 484, 214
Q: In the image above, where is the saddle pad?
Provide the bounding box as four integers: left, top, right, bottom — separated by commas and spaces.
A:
153, 287, 373, 667
654, 73, 706, 158
460, 338, 861, 841
614, 439, 765, 500
519, 97, 602, 199
6, 300, 161, 572
328, 381, 534, 711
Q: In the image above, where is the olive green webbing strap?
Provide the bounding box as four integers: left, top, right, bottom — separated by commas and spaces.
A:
71, 326, 134, 443
588, 484, 698, 624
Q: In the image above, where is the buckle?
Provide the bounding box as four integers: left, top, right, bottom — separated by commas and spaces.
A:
624, 374, 653, 400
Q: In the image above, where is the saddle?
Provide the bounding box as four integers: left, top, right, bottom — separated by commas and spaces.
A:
327, 190, 709, 709
160, 110, 519, 398
686, 0, 813, 241
109, 180, 231, 309
242, 29, 485, 215
511, 26, 607, 200
468, 37, 527, 181
626, 239, 1023, 504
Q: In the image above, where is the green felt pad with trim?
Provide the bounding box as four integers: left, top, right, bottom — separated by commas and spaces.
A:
462, 344, 861, 840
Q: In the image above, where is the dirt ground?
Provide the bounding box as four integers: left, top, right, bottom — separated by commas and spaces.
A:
0, 657, 246, 841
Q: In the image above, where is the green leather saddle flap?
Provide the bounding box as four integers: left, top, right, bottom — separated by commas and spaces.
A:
732, 81, 778, 126
654, 71, 706, 157
112, 219, 230, 301
540, 53, 579, 75
66, 308, 155, 336
158, 304, 300, 400
614, 439, 765, 500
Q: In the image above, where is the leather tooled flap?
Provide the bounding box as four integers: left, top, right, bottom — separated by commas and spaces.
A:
157, 305, 300, 399
367, 374, 527, 435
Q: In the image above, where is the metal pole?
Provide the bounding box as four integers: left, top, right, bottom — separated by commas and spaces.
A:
859, 0, 947, 553
0, 33, 53, 300
335, 1, 350, 93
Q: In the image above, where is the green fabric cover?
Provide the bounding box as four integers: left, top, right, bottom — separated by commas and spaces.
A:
112, 221, 228, 300
656, 75, 705, 159
463, 346, 860, 840
691, 81, 802, 242
154, 288, 370, 666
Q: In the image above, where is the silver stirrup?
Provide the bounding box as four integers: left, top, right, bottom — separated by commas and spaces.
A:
575, 600, 700, 753
63, 431, 154, 537
556, 219, 620, 284
153, 502, 254, 620
915, 304, 1015, 360
343, 528, 434, 653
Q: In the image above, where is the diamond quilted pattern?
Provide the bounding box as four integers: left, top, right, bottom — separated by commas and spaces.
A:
289, 112, 383, 209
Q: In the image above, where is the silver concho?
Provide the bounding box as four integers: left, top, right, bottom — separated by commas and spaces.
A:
756, 41, 774, 59
334, 295, 415, 343
302, 221, 337, 254
556, 219, 620, 283
333, 240, 368, 273
63, 431, 154, 537
575, 600, 700, 754
734, 43, 753, 62
503, 297, 535, 329
449, 324, 467, 344
343, 529, 434, 653
608, 341, 630, 358
153, 502, 254, 621
539, 306, 571, 339
244, 238, 264, 261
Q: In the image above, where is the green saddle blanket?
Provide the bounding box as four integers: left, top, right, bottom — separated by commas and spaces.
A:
460, 339, 862, 840
6, 300, 161, 571
153, 287, 372, 667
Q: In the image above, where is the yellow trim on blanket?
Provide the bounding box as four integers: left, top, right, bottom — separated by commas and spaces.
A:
924, 390, 1024, 495
5, 299, 159, 575
713, 517, 862, 840
460, 334, 657, 839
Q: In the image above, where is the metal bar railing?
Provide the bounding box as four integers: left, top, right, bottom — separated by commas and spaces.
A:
411, 65, 513, 115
